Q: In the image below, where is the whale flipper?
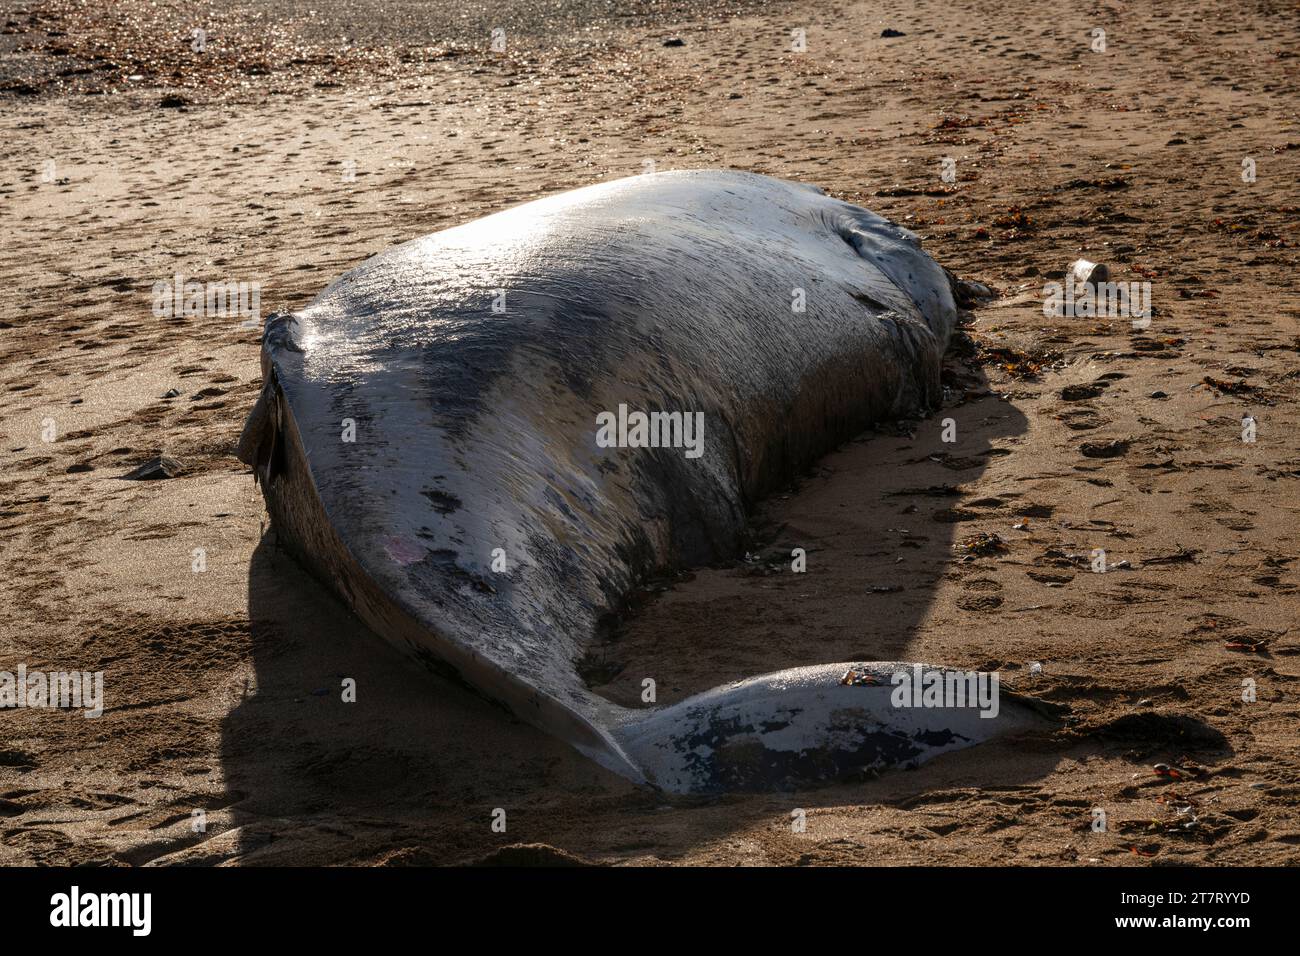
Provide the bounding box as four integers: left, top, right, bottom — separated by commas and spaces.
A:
612, 663, 1042, 794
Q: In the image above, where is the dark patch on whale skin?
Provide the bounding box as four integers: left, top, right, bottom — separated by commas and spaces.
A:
551, 303, 612, 401
409, 548, 498, 597
670, 707, 972, 794
314, 276, 621, 445
420, 489, 462, 514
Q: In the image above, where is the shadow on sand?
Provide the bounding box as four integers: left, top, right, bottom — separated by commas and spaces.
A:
217, 352, 1222, 864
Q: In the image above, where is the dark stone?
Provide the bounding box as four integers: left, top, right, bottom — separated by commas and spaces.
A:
123, 455, 184, 480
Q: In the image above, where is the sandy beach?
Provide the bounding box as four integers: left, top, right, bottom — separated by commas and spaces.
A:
2, 0, 1299, 866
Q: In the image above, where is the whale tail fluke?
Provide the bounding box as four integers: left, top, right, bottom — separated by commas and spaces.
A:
609, 662, 1046, 794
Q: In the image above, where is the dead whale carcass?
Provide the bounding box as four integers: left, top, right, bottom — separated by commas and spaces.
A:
237, 170, 1041, 793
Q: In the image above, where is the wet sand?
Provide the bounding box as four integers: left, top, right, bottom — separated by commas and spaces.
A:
2, 0, 1299, 865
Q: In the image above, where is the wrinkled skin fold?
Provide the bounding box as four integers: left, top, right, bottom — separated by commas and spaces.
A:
239, 170, 1040, 793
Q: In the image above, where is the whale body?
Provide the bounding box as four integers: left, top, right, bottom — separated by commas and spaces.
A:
238, 170, 1039, 792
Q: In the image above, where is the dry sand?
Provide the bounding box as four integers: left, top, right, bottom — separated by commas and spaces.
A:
2, 0, 1299, 865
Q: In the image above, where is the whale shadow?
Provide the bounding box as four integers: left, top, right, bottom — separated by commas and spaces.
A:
216, 346, 1228, 864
